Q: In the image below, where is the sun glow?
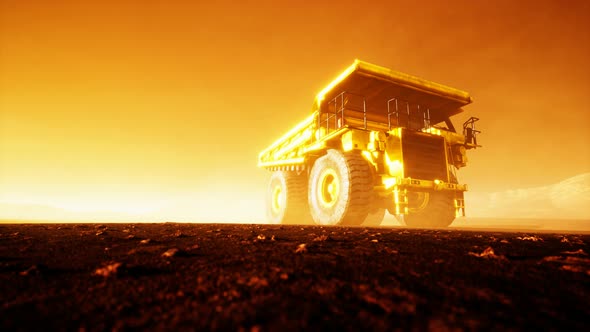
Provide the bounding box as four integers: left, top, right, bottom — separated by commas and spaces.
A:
0, 189, 266, 223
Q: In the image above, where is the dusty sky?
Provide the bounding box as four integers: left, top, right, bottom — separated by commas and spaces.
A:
1, 0, 589, 221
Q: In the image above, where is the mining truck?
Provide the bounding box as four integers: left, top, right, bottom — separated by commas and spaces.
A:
258, 60, 481, 227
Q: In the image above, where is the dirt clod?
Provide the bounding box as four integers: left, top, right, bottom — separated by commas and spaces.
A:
295, 243, 307, 253
162, 248, 179, 258
94, 262, 122, 277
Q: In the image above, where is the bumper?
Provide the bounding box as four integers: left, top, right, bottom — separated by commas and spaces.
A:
381, 177, 468, 192
379, 177, 467, 217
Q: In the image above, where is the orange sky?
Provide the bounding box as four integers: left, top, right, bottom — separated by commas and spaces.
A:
1, 0, 589, 221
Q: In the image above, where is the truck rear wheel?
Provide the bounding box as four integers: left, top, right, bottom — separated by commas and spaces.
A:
266, 171, 309, 224
362, 207, 386, 226
308, 149, 371, 225
401, 192, 456, 227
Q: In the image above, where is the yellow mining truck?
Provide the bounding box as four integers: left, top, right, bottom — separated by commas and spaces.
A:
258, 60, 481, 227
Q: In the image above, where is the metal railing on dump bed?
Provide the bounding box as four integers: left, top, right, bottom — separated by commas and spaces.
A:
319, 91, 434, 138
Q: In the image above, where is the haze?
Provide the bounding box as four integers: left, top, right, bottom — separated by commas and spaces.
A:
1, 0, 589, 223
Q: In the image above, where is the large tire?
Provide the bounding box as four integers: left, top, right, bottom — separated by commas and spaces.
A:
362, 207, 386, 226
363, 189, 386, 226
401, 192, 456, 228
308, 149, 372, 226
266, 171, 309, 224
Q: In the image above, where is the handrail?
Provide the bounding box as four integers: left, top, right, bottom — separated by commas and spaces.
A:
462, 117, 481, 146
321, 91, 367, 137
387, 98, 432, 131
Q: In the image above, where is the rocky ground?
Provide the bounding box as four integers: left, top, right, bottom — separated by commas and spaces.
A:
0, 223, 589, 331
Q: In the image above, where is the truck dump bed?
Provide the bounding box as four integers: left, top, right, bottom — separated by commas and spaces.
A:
259, 60, 473, 169
315, 60, 472, 124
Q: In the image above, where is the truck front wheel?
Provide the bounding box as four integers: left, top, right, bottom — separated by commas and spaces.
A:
308, 149, 372, 225
399, 192, 456, 227
266, 171, 309, 224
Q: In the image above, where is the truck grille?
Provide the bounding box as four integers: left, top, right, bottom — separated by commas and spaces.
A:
402, 131, 448, 181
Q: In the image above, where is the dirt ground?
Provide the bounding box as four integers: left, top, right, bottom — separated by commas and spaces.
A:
0, 223, 589, 331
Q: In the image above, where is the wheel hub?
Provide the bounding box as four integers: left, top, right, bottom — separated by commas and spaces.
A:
408, 192, 429, 212
317, 169, 339, 208
271, 185, 283, 214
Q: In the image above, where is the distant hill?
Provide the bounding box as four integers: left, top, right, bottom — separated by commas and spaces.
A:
466, 173, 590, 219
149, 192, 266, 223
0, 202, 70, 222
0, 202, 147, 223
0, 190, 267, 223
